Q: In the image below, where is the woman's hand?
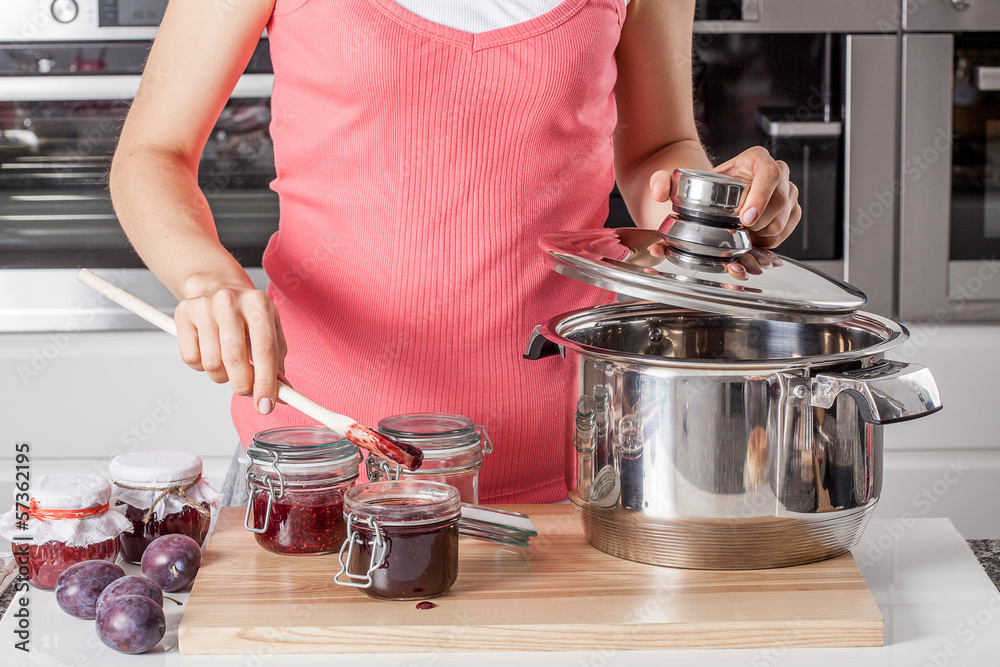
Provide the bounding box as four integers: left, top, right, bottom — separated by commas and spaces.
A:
612, 0, 801, 252
723, 248, 783, 281
174, 284, 287, 416
712, 146, 801, 249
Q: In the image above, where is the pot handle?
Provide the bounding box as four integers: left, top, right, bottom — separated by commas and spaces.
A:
524, 325, 563, 360
811, 361, 943, 425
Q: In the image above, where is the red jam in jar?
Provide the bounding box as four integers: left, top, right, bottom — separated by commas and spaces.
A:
24, 537, 119, 590
110, 450, 220, 564
0, 473, 132, 590
245, 427, 359, 555
335, 481, 460, 601
369, 413, 492, 504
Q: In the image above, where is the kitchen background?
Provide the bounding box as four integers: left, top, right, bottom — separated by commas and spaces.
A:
1, 0, 998, 539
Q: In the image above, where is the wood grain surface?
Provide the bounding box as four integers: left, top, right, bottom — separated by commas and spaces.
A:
178, 505, 883, 654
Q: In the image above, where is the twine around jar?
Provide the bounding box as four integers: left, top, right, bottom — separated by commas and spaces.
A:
112, 475, 212, 524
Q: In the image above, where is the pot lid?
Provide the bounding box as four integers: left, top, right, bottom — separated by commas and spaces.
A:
540, 170, 867, 323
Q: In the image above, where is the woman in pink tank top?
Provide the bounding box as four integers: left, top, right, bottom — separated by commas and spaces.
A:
110, 0, 801, 503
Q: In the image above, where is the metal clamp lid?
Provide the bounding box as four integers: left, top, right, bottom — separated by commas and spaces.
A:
377, 413, 493, 455
334, 513, 389, 589
458, 505, 538, 548
374, 414, 492, 475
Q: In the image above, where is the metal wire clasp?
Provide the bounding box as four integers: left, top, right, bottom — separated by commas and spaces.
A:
476, 424, 493, 454
243, 448, 285, 534
365, 455, 400, 483
334, 512, 388, 589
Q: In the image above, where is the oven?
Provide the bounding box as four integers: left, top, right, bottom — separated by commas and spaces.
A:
898, 0, 1000, 321
606, 0, 901, 316
0, 0, 276, 331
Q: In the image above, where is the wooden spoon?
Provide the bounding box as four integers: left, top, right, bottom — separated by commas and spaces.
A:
78, 269, 423, 471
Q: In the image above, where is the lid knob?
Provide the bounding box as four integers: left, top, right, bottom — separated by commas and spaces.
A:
670, 169, 748, 222
662, 169, 752, 258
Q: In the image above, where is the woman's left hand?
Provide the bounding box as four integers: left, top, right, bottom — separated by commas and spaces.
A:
712, 146, 801, 249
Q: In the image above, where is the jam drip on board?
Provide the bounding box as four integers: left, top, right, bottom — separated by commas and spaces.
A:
117, 501, 211, 564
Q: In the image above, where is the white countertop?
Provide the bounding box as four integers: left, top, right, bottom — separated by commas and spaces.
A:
2, 518, 999, 667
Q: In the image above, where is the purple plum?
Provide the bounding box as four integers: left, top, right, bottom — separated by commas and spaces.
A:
140, 534, 201, 592
55, 560, 124, 619
95, 594, 165, 654
97, 575, 164, 612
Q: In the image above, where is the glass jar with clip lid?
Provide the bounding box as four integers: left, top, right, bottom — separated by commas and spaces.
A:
366, 413, 492, 504
334, 480, 461, 600
244, 426, 360, 555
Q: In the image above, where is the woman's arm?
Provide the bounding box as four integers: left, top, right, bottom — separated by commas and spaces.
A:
110, 0, 284, 414
613, 0, 800, 248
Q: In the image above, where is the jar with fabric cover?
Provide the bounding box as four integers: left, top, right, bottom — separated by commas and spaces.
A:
245, 426, 360, 555
367, 413, 491, 504
0, 473, 132, 589
109, 450, 222, 564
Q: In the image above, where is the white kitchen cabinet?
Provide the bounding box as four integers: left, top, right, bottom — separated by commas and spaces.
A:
877, 323, 1000, 538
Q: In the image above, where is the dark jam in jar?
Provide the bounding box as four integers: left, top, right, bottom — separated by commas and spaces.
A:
250, 487, 347, 555
117, 501, 211, 564
336, 480, 461, 601
22, 537, 119, 590
348, 519, 458, 600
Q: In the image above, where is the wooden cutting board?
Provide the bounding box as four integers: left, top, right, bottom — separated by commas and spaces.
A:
178, 505, 883, 654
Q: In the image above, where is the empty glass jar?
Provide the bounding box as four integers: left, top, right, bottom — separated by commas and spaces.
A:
367, 413, 491, 504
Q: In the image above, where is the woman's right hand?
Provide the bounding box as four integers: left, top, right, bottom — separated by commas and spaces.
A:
174, 285, 287, 416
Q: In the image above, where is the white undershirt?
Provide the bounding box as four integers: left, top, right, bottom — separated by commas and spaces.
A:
393, 0, 568, 33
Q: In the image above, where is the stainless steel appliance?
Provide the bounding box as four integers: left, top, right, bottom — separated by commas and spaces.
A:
528, 169, 943, 569
0, 0, 275, 331
899, 0, 1000, 320
606, 0, 901, 316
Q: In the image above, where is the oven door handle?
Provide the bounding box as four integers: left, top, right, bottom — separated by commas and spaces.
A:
0, 73, 274, 102
975, 66, 1000, 92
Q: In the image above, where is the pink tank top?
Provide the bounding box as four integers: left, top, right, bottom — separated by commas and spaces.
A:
232, 0, 625, 502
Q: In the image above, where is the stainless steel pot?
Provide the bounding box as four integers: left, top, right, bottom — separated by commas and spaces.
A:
530, 169, 943, 569
525, 301, 941, 570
